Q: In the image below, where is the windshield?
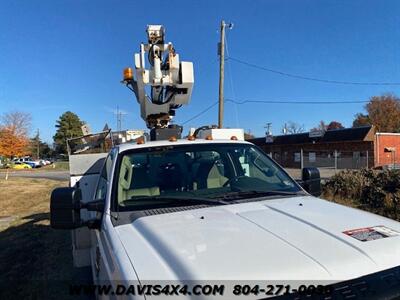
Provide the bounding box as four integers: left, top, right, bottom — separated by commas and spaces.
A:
115, 143, 302, 210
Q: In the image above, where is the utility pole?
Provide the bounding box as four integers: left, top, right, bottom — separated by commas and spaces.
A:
282, 123, 288, 135
118, 111, 122, 132
264, 123, 272, 136
264, 123, 273, 143
218, 20, 226, 129
116, 106, 120, 132
217, 21, 233, 128
114, 106, 128, 132
36, 129, 40, 159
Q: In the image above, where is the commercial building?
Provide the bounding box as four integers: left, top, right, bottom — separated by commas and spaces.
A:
375, 132, 400, 167
249, 126, 400, 169
111, 130, 144, 145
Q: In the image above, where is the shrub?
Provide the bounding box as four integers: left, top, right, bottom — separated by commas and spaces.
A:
323, 169, 400, 220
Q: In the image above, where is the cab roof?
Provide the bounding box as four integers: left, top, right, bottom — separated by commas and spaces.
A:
116, 138, 252, 153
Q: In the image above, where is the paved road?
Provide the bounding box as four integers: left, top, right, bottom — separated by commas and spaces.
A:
0, 170, 69, 181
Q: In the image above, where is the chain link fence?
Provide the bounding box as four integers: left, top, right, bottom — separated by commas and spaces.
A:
269, 150, 371, 170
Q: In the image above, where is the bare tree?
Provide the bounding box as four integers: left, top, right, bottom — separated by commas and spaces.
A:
282, 121, 305, 134
244, 130, 255, 140
310, 120, 327, 132
0, 111, 32, 137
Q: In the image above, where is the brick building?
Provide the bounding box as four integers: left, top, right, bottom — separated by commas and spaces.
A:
249, 126, 400, 169
375, 133, 400, 167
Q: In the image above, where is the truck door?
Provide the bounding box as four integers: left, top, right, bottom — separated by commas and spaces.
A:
90, 151, 118, 286
69, 153, 107, 267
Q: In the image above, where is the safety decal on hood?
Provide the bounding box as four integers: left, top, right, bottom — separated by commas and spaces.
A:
343, 226, 399, 242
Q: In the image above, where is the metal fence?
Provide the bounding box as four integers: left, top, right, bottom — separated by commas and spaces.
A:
269, 150, 371, 170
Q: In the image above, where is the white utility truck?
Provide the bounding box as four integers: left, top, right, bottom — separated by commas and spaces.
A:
50, 26, 400, 299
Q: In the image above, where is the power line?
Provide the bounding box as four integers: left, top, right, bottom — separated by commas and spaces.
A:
228, 57, 400, 86
181, 101, 219, 125
225, 98, 370, 104
181, 98, 369, 125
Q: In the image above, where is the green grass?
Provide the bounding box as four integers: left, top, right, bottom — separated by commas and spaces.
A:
43, 161, 70, 171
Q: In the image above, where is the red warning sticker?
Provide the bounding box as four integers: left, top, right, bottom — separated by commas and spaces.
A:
343, 226, 399, 242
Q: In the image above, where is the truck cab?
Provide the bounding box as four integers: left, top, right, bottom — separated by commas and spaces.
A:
50, 133, 400, 299
49, 23, 400, 298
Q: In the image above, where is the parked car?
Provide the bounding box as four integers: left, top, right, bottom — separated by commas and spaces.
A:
12, 162, 32, 169
12, 157, 41, 168
39, 159, 49, 166
38, 159, 53, 166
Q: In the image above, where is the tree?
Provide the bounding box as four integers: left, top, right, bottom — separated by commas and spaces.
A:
40, 142, 53, 158
366, 94, 400, 132
310, 120, 327, 132
244, 131, 255, 140
353, 113, 371, 128
0, 111, 31, 137
282, 121, 305, 134
326, 121, 344, 130
0, 111, 31, 158
0, 127, 30, 158
28, 132, 53, 159
29, 131, 40, 159
53, 111, 84, 154
352, 94, 400, 132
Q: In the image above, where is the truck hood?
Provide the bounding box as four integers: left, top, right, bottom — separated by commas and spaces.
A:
115, 196, 400, 281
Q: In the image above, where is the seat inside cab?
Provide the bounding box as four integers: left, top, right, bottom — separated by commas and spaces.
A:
191, 154, 228, 189
118, 150, 229, 204
118, 156, 160, 204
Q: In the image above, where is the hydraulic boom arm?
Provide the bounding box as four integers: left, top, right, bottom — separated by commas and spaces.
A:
122, 25, 194, 130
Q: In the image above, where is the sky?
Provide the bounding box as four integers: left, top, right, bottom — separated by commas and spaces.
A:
1, 0, 400, 143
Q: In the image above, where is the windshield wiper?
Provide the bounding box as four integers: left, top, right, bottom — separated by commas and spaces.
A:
213, 190, 303, 201
126, 195, 229, 206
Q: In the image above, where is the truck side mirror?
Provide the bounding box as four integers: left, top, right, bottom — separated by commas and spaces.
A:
50, 187, 82, 229
301, 167, 321, 197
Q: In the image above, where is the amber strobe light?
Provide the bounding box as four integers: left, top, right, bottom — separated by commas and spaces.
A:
123, 68, 133, 81
136, 137, 145, 144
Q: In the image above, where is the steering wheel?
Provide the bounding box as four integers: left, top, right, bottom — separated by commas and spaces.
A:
223, 175, 247, 187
